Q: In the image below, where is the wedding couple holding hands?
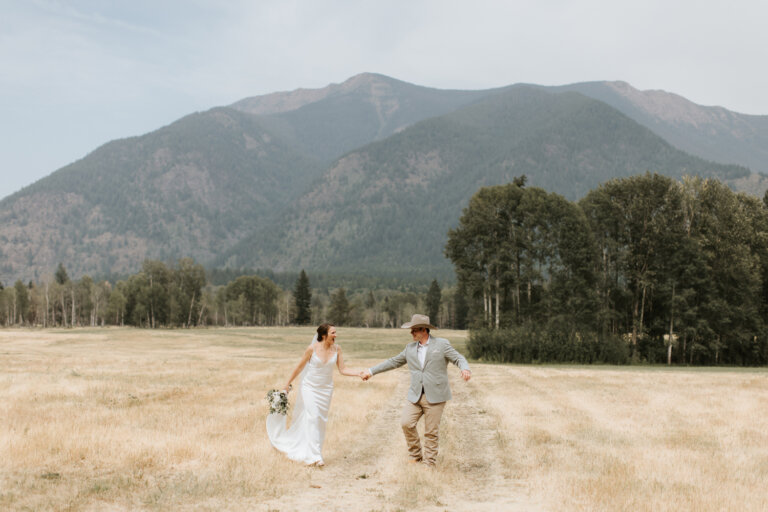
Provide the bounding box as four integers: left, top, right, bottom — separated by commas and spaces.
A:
266, 314, 471, 467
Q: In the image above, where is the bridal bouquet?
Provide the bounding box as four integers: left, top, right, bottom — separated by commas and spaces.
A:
266, 389, 290, 415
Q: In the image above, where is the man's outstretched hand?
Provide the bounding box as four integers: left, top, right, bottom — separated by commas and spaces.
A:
461, 370, 472, 381
359, 370, 372, 381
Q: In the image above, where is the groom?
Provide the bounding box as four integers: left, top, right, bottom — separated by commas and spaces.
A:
361, 314, 471, 466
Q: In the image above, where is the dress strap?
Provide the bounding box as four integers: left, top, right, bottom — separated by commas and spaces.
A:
313, 343, 338, 364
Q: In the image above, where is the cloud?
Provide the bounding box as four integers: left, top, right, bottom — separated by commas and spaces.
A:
1, 0, 767, 199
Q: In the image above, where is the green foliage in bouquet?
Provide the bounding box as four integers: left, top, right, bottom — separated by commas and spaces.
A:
266, 389, 289, 415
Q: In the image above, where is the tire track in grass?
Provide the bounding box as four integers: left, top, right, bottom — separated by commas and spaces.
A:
254, 375, 407, 512
255, 367, 545, 511
432, 375, 544, 511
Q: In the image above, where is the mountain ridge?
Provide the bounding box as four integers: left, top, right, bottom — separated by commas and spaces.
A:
545, 80, 768, 180
0, 74, 763, 283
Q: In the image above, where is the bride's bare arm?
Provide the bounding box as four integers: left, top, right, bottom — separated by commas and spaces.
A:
335, 346, 360, 377
283, 346, 313, 391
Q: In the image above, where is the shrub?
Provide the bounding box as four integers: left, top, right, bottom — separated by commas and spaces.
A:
468, 323, 628, 364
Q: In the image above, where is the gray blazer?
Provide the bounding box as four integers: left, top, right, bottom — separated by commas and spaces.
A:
370, 335, 470, 404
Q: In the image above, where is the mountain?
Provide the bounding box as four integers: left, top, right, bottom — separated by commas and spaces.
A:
231, 72, 498, 163
226, 85, 748, 276
0, 74, 499, 282
544, 81, 768, 193
0, 107, 323, 280
0, 74, 759, 283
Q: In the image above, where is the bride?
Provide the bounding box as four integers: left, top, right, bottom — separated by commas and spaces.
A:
266, 323, 361, 466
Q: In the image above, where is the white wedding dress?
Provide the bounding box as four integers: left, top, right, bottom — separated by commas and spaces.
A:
266, 343, 336, 465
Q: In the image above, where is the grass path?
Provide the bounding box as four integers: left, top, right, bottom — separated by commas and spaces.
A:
255, 373, 540, 512
255, 377, 408, 511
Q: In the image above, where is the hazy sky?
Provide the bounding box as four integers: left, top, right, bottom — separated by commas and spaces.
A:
1, 0, 766, 200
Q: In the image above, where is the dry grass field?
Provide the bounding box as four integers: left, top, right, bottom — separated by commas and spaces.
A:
1, 327, 767, 511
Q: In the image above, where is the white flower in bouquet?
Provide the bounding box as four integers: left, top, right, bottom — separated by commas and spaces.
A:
266, 389, 290, 415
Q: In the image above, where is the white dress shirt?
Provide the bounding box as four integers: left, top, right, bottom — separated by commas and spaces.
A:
417, 337, 430, 368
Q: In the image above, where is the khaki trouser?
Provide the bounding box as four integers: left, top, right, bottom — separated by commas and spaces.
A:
400, 392, 446, 465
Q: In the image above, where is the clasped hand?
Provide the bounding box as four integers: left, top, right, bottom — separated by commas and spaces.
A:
357, 369, 470, 381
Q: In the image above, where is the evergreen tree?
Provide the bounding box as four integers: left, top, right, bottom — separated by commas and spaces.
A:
426, 279, 442, 324
55, 263, 69, 285
453, 282, 469, 330
14, 280, 29, 324
329, 288, 350, 325
294, 270, 312, 325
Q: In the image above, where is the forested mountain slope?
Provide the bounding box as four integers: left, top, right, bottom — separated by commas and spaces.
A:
227, 86, 747, 276
0, 75, 756, 283
547, 81, 768, 187
0, 107, 324, 280
0, 74, 498, 282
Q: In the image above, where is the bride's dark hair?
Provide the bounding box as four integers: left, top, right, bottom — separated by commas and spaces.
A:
317, 323, 334, 341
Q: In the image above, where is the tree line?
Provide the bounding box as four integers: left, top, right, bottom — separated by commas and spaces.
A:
5, 171, 764, 366
446, 173, 768, 366
0, 261, 456, 330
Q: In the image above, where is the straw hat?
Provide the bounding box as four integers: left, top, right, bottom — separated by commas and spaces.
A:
400, 314, 437, 330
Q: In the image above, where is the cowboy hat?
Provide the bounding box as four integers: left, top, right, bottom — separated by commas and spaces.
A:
401, 314, 437, 330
